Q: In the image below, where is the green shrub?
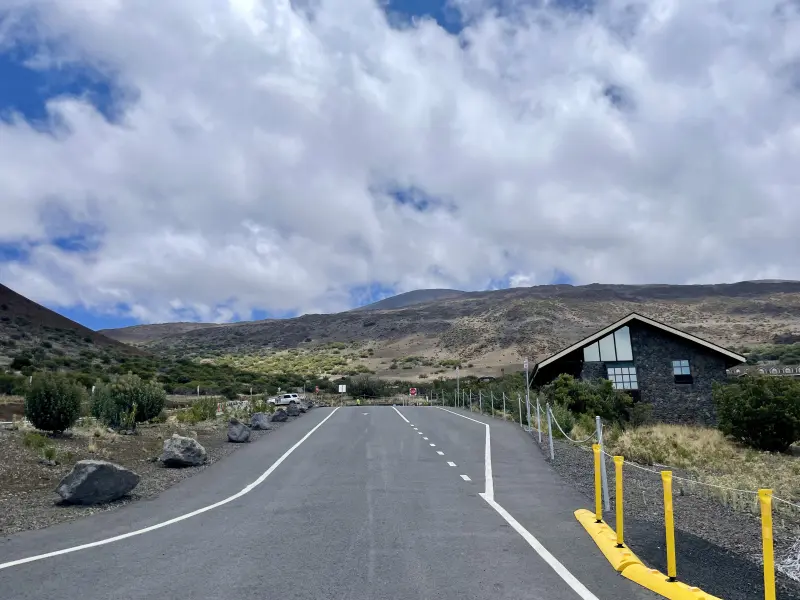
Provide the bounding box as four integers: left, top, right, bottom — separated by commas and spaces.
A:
549, 402, 575, 438
713, 376, 800, 452
24, 373, 86, 433
630, 402, 654, 427
23, 431, 49, 449
92, 373, 166, 429
543, 374, 632, 424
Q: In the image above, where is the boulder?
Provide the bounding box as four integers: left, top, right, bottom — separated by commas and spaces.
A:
228, 418, 251, 442
271, 409, 288, 422
250, 412, 272, 430
160, 434, 208, 467
286, 403, 300, 417
56, 460, 139, 505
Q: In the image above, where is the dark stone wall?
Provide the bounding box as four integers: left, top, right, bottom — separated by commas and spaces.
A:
575, 322, 732, 424
628, 322, 728, 425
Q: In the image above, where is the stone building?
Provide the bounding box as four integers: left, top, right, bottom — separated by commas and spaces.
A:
530, 313, 746, 424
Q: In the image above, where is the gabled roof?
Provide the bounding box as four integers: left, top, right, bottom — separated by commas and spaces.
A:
534, 312, 746, 373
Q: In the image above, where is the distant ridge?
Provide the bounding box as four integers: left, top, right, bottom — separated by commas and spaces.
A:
352, 289, 467, 312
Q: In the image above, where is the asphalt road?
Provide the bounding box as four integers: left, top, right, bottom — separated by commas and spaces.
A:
0, 406, 658, 600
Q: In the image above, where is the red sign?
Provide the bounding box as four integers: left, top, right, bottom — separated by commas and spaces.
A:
409, 388, 417, 396
315, 386, 319, 393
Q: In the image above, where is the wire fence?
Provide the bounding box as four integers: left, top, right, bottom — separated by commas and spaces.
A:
521, 404, 800, 600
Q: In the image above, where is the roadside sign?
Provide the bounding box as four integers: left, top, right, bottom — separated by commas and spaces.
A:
338, 384, 346, 393
315, 386, 319, 393
523, 358, 529, 370
410, 388, 417, 396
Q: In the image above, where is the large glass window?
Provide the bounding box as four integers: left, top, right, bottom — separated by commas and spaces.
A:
583, 326, 633, 362
607, 363, 638, 390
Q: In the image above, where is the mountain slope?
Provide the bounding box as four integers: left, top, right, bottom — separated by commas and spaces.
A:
352, 289, 467, 311
140, 281, 800, 379
0, 283, 144, 368
100, 322, 219, 344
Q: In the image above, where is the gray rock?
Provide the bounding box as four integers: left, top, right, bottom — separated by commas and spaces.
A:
160, 433, 208, 467
228, 418, 251, 442
271, 409, 288, 422
56, 460, 139, 505
250, 412, 272, 430
298, 403, 307, 413
286, 403, 300, 417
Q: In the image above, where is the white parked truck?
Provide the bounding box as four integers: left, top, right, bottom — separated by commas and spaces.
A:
269, 393, 305, 406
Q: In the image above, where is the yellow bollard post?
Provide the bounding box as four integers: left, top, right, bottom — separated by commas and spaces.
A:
614, 456, 625, 547
593, 444, 602, 522
759, 489, 776, 600
661, 471, 677, 581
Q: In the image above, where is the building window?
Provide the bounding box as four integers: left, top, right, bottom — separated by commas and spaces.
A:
672, 360, 693, 384
607, 363, 638, 390
583, 326, 634, 362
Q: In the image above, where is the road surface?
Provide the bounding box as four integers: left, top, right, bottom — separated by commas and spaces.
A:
0, 406, 657, 599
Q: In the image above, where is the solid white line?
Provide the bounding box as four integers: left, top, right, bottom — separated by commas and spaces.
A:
447, 461, 456, 467
0, 408, 341, 571
461, 474, 471, 481
436, 451, 444, 455
392, 406, 409, 423
479, 494, 599, 600
436, 407, 493, 500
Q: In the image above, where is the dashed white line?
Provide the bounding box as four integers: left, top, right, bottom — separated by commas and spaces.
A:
423, 437, 428, 440
0, 407, 342, 571
447, 461, 456, 467
436, 451, 444, 455
460, 474, 471, 481
418, 432, 423, 435
429, 443, 436, 447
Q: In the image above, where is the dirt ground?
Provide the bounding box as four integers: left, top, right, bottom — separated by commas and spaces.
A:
0, 411, 294, 536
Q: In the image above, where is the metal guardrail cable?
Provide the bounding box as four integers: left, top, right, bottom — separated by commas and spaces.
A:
550, 411, 596, 444
600, 449, 760, 495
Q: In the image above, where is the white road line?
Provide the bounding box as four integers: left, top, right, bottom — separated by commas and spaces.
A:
429, 443, 436, 447
460, 474, 471, 481
436, 451, 444, 455
480, 494, 599, 600
447, 461, 456, 467
0, 408, 341, 571
437, 407, 493, 500
418, 432, 423, 434
423, 437, 428, 440
435, 407, 598, 600
392, 406, 409, 423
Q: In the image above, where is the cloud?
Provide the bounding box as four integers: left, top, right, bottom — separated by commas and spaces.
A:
0, 0, 799, 323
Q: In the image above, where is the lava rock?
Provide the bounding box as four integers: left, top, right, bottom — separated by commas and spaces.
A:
286, 403, 300, 417
56, 460, 139, 505
228, 418, 251, 442
160, 434, 208, 467
271, 409, 288, 422
250, 412, 272, 430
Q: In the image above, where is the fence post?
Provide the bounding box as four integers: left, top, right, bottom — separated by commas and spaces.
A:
546, 403, 554, 460
661, 471, 677, 582
490, 391, 494, 417
592, 444, 602, 522
536, 397, 542, 443
614, 456, 625, 547
517, 393, 523, 425
596, 416, 610, 512
479, 390, 482, 413
502, 392, 506, 420
759, 489, 776, 600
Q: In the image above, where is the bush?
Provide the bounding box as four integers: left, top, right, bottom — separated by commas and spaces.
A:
25, 373, 86, 433
713, 376, 800, 452
92, 373, 166, 430
549, 402, 575, 438
542, 374, 633, 424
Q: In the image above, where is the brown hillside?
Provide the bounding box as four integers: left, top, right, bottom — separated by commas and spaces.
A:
99, 322, 219, 345
131, 281, 800, 379
0, 283, 144, 367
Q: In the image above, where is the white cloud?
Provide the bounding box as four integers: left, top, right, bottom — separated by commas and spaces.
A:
1, 0, 799, 323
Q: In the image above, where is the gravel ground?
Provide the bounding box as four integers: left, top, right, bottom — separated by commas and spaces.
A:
0, 410, 305, 535
527, 432, 800, 600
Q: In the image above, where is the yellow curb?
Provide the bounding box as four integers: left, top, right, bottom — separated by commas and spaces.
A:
574, 509, 643, 572
622, 564, 723, 600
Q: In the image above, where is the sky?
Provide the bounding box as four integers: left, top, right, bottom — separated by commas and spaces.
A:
1, 0, 800, 330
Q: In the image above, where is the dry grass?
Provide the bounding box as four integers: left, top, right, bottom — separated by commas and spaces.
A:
605, 424, 800, 513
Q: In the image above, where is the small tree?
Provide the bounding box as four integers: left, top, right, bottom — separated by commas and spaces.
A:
25, 373, 86, 434
713, 376, 800, 452
92, 373, 166, 430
